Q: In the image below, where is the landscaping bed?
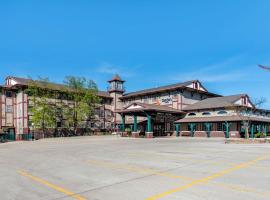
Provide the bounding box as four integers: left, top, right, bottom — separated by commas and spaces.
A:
225, 138, 270, 144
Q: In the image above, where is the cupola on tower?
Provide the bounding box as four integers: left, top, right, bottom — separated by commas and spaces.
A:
107, 74, 125, 128
108, 74, 125, 93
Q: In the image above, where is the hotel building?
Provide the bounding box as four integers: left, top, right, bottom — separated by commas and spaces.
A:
1, 74, 269, 140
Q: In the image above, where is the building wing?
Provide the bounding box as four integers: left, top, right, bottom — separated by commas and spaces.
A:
182, 94, 254, 111
121, 80, 220, 99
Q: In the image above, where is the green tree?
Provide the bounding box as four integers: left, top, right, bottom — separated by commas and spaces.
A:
25, 77, 57, 136
63, 76, 100, 135
31, 96, 56, 135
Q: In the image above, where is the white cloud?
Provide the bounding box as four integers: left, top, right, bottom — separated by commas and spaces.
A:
170, 56, 252, 83
173, 70, 247, 83
96, 62, 141, 77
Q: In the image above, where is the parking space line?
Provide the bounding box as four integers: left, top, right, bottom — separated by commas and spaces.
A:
214, 182, 270, 196
129, 152, 270, 173
87, 160, 192, 181
145, 153, 270, 200
128, 152, 236, 167
87, 159, 270, 197
17, 170, 86, 200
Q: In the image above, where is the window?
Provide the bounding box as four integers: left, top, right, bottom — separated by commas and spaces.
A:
6, 105, 13, 113
194, 82, 199, 89
5, 91, 12, 97
217, 110, 228, 115
105, 110, 112, 118
94, 109, 100, 116
188, 113, 196, 116
202, 112, 211, 116
57, 121, 62, 128
217, 123, 225, 131
243, 97, 247, 105
116, 82, 123, 90
143, 97, 148, 103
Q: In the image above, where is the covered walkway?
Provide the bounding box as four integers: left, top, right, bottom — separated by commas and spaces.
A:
175, 115, 270, 138
117, 102, 184, 138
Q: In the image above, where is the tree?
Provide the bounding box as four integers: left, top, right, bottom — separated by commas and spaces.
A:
63, 76, 100, 135
31, 96, 56, 135
25, 77, 57, 137
237, 97, 267, 139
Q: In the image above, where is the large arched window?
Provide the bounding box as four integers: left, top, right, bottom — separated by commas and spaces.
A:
202, 112, 211, 116
188, 113, 196, 116
217, 110, 228, 115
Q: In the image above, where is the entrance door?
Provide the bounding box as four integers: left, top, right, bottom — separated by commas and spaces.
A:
153, 124, 165, 137
7, 128, 15, 141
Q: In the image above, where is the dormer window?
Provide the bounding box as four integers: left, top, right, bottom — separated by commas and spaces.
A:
202, 112, 211, 116
243, 97, 247, 105
194, 82, 199, 89
217, 110, 228, 115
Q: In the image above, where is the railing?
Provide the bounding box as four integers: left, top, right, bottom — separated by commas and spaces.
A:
0, 133, 16, 142
0, 134, 8, 143
0, 133, 33, 142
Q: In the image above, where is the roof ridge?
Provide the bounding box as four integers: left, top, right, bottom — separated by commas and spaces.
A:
6, 76, 111, 98
124, 80, 195, 96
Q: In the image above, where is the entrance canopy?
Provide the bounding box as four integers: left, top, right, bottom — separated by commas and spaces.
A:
117, 102, 185, 116
117, 102, 185, 137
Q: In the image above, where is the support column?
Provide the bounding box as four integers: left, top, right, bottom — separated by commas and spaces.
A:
257, 125, 261, 134
121, 114, 127, 137
189, 123, 196, 137
263, 125, 267, 138
267, 124, 269, 137
146, 114, 153, 138
132, 115, 139, 138
224, 122, 230, 139
175, 124, 180, 137
205, 123, 212, 138
251, 124, 255, 139
121, 114, 125, 131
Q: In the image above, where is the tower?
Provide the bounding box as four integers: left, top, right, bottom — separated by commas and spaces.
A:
108, 74, 125, 130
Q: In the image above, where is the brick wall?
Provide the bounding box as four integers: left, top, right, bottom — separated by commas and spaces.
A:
194, 131, 207, 137
229, 131, 240, 138
211, 131, 225, 137
180, 131, 191, 136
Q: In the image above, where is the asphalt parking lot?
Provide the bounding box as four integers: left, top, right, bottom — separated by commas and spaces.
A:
1, 136, 270, 200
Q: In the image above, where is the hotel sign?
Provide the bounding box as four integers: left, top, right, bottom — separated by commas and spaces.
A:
161, 97, 173, 104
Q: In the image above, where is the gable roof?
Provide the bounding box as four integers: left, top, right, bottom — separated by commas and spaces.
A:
5, 76, 112, 99
183, 94, 252, 111
118, 102, 185, 114
121, 80, 219, 99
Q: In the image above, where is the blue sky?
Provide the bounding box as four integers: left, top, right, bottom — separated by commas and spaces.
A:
1, 0, 270, 108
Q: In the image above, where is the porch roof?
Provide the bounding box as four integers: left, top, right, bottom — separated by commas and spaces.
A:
175, 115, 270, 123
117, 102, 185, 115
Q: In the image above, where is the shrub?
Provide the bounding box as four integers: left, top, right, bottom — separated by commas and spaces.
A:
254, 132, 265, 138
